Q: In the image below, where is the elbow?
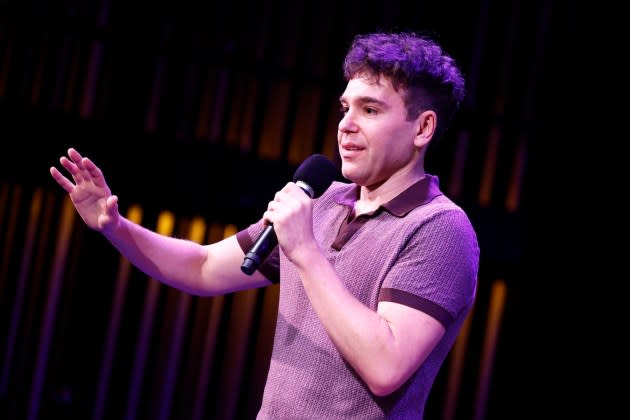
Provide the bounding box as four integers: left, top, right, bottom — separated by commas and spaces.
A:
369, 384, 398, 397
364, 369, 408, 397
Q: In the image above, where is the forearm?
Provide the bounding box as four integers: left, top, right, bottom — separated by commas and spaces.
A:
103, 216, 209, 294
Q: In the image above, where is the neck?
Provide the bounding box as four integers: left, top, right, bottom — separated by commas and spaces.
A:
355, 169, 425, 216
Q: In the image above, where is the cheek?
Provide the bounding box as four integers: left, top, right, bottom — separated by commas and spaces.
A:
368, 123, 405, 148
386, 122, 417, 146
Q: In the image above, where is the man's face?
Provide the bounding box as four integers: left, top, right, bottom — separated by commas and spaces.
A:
338, 75, 422, 190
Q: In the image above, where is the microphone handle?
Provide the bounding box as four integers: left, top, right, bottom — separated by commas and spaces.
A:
241, 224, 278, 275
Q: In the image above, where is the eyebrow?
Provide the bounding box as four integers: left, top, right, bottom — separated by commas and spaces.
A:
338, 95, 389, 108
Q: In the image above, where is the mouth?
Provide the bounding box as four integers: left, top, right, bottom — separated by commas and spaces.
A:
340, 142, 364, 152
340, 146, 363, 159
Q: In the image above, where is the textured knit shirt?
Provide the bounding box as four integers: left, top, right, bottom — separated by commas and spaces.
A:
236, 174, 479, 419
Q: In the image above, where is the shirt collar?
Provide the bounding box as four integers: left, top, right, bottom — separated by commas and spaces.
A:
333, 174, 444, 217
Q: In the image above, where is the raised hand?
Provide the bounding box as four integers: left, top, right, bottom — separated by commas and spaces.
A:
50, 147, 120, 233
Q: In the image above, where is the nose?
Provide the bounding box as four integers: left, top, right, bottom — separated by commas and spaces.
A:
338, 111, 358, 133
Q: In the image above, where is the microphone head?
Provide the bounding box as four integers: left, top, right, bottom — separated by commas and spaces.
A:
293, 154, 339, 198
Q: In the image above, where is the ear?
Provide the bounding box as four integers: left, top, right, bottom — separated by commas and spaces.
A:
414, 110, 436, 148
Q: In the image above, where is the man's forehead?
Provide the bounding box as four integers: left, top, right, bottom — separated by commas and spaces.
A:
340, 76, 400, 102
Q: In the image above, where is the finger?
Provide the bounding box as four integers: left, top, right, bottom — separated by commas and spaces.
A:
273, 189, 292, 203
60, 156, 83, 183
287, 182, 307, 198
262, 206, 275, 224
279, 181, 293, 192
84, 158, 106, 187
67, 148, 85, 169
50, 166, 75, 194
261, 213, 270, 226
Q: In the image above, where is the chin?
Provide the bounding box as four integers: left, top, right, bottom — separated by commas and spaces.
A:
342, 163, 368, 184
341, 167, 356, 181
342, 172, 364, 186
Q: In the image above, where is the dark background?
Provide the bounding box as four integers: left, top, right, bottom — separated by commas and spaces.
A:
0, 0, 573, 418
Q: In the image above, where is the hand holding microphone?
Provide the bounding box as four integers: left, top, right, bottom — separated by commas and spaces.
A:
241, 154, 339, 275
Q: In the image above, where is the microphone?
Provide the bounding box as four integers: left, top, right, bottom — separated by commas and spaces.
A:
241, 154, 339, 275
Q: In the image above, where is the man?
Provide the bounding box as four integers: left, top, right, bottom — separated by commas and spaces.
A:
50, 32, 479, 419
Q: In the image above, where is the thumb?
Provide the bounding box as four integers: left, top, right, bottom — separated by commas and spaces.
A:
106, 195, 119, 212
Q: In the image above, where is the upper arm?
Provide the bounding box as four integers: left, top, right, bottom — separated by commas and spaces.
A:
376, 301, 446, 388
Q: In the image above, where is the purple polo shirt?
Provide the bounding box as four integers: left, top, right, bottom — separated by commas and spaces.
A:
237, 174, 479, 419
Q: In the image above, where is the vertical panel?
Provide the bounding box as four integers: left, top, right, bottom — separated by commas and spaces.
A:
258, 80, 290, 160
145, 56, 166, 134
52, 36, 71, 110
0, 188, 42, 394
97, 0, 112, 28
0, 30, 14, 97
212, 224, 261, 420
276, 1, 304, 72
30, 33, 49, 106
447, 131, 470, 200
301, 1, 334, 78
226, 74, 258, 152
189, 223, 233, 420
124, 211, 175, 420
240, 283, 279, 419
191, 292, 224, 417
462, 0, 492, 111
251, 0, 273, 62
155, 217, 207, 420
215, 287, 260, 420
26, 197, 76, 420
239, 77, 259, 153
505, 137, 526, 213
195, 68, 218, 141
208, 69, 232, 144
80, 41, 104, 118
92, 205, 143, 420
288, 86, 321, 165
63, 41, 84, 114
441, 304, 476, 420
175, 55, 202, 141
0, 185, 22, 298
477, 126, 500, 207
321, 101, 340, 160
0, 183, 8, 228
190, 291, 225, 420
473, 279, 507, 420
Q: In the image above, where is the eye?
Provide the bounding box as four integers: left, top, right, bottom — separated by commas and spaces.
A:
364, 107, 378, 115
339, 105, 349, 115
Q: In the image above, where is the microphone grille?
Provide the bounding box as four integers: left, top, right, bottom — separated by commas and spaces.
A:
292, 154, 339, 198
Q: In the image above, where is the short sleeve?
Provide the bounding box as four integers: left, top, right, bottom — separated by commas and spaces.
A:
378, 208, 479, 328
236, 220, 281, 283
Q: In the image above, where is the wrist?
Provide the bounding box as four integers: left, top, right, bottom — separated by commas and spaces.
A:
101, 213, 123, 237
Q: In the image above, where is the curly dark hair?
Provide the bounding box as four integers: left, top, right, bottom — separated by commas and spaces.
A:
343, 32, 465, 140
